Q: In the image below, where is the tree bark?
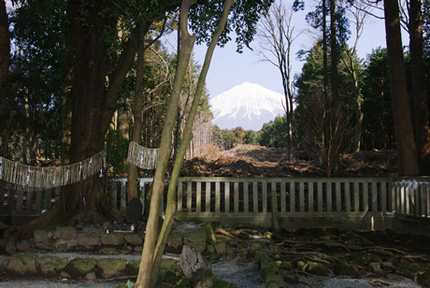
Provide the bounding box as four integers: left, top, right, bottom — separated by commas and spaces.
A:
136, 0, 234, 286
151, 0, 234, 285
0, 0, 9, 116
136, 1, 196, 286
128, 23, 148, 201
17, 0, 142, 235
410, 0, 430, 175
329, 0, 340, 176
384, 0, 419, 176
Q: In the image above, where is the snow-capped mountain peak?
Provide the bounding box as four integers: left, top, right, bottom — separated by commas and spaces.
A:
210, 82, 286, 131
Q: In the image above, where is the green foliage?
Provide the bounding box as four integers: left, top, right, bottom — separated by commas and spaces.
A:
258, 115, 288, 148
189, 0, 274, 52
105, 129, 129, 178
212, 125, 259, 149
361, 47, 395, 150
4, 0, 69, 161
244, 130, 259, 145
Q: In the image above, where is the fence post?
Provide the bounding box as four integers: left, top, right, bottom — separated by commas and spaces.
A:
271, 180, 279, 232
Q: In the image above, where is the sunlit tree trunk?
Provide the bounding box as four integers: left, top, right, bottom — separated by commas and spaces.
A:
136, 0, 234, 287
136, 1, 196, 286
384, 0, 419, 176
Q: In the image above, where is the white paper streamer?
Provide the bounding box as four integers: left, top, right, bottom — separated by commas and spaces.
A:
0, 151, 106, 188
127, 141, 158, 170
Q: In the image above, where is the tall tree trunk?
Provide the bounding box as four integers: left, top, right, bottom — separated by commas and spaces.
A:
17, 0, 141, 235
0, 0, 9, 116
322, 0, 331, 176
384, 0, 419, 176
329, 0, 340, 176
0, 0, 10, 156
352, 66, 363, 152
128, 23, 148, 202
410, 0, 430, 175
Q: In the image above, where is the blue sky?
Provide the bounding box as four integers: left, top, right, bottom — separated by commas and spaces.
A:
171, 2, 408, 99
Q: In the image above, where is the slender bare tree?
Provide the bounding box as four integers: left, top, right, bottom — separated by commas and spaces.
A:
258, 2, 301, 160
340, 2, 370, 153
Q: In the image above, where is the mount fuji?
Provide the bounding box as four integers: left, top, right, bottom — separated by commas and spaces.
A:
210, 82, 286, 131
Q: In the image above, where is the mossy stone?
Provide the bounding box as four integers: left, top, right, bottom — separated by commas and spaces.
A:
265, 273, 284, 288
159, 258, 182, 285
66, 258, 97, 277
351, 253, 382, 266
259, 257, 279, 278
305, 261, 329, 276
333, 259, 355, 276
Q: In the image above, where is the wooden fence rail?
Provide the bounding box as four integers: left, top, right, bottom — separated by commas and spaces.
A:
2, 177, 430, 232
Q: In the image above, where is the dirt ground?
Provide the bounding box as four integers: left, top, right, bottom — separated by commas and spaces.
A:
173, 145, 397, 178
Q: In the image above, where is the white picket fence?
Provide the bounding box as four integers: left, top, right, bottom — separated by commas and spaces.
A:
2, 176, 430, 231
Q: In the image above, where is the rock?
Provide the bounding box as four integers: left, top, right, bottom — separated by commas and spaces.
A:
66, 258, 97, 278
102, 221, 111, 231
37, 256, 68, 277
7, 253, 38, 277
280, 261, 293, 271
126, 197, 142, 224
351, 253, 382, 266
99, 247, 121, 255
100, 233, 125, 246
16, 240, 33, 252
35, 240, 55, 250
159, 258, 182, 285
96, 258, 127, 279
0, 238, 8, 251
180, 245, 212, 279
225, 248, 236, 261
304, 261, 329, 276
124, 233, 143, 246
279, 269, 299, 284
59, 271, 72, 279
0, 220, 9, 230
259, 257, 279, 278
192, 271, 215, 288
166, 231, 183, 254
249, 242, 262, 257
265, 273, 284, 288
214, 241, 227, 255
239, 248, 252, 263
85, 272, 97, 281
206, 244, 215, 254
183, 227, 211, 253
55, 239, 77, 251
77, 232, 100, 247
5, 237, 17, 255
134, 245, 143, 252
53, 226, 77, 240
34, 230, 52, 242
127, 259, 141, 276
333, 259, 356, 276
